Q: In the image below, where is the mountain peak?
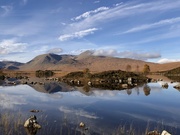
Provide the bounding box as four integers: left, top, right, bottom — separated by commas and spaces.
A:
77, 50, 94, 60
27, 53, 62, 65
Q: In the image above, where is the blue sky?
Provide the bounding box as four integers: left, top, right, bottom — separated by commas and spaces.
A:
0, 0, 180, 63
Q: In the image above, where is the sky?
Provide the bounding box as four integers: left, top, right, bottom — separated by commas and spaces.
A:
0, 0, 180, 63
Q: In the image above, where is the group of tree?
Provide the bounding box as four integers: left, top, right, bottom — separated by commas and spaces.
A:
125, 64, 150, 75
164, 67, 180, 82
64, 64, 151, 80
35, 70, 54, 78
0, 69, 5, 80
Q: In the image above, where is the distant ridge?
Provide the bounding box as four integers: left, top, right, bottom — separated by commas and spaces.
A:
0, 61, 24, 70
1, 52, 180, 73
19, 52, 180, 72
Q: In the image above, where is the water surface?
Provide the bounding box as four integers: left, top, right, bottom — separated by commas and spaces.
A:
0, 80, 180, 135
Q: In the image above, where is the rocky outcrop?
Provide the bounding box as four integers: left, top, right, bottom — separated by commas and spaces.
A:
174, 83, 180, 90
147, 130, 171, 135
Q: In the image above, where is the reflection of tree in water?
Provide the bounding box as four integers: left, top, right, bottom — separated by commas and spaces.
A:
83, 84, 90, 92
126, 89, 132, 95
134, 87, 140, 95
167, 76, 180, 82
143, 84, 151, 96
0, 80, 4, 85
25, 127, 38, 135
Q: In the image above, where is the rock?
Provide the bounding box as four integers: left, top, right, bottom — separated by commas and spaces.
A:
147, 130, 160, 135
87, 81, 92, 86
161, 130, 171, 135
122, 84, 128, 88
30, 109, 40, 113
79, 122, 85, 127
174, 84, 180, 90
162, 83, 168, 89
24, 115, 41, 129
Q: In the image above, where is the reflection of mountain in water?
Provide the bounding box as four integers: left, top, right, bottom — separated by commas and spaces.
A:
29, 82, 73, 94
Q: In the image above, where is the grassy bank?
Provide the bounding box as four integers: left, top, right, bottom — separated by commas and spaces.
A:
0, 111, 177, 135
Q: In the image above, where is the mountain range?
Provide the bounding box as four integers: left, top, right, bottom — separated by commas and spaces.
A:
1, 51, 180, 73
0, 61, 23, 70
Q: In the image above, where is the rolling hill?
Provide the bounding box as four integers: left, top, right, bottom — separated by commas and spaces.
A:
19, 51, 180, 73
0, 61, 24, 70
1, 52, 180, 73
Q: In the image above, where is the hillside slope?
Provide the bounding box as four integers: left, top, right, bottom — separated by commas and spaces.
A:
0, 61, 24, 70
17, 52, 180, 72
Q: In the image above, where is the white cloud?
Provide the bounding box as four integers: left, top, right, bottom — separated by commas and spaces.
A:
61, 22, 66, 26
33, 45, 49, 53
126, 26, 180, 45
0, 39, 27, 55
0, 5, 13, 16
123, 17, 180, 34
47, 48, 63, 54
59, 28, 98, 41
67, 0, 180, 33
94, 1, 100, 4
114, 2, 123, 7
157, 58, 180, 63
72, 6, 109, 21
22, 0, 28, 5
93, 49, 118, 56
84, 49, 161, 60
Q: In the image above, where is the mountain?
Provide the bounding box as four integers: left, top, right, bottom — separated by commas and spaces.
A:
20, 53, 78, 70
19, 52, 180, 72
2, 52, 180, 73
0, 61, 24, 70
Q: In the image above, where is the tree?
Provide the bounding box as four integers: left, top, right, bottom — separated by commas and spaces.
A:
143, 84, 151, 96
143, 64, 150, 75
136, 65, 139, 73
0, 69, 5, 80
83, 68, 90, 78
35, 70, 54, 78
126, 64, 132, 72
83, 68, 90, 74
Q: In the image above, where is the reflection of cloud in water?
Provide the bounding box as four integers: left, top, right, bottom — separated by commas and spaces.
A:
0, 93, 26, 109
122, 112, 180, 128
47, 93, 63, 99
91, 90, 118, 97
125, 100, 180, 128
59, 106, 99, 119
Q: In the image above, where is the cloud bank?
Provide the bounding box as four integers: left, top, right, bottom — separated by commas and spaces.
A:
88, 49, 161, 60
0, 39, 27, 55
157, 58, 180, 63
47, 48, 63, 54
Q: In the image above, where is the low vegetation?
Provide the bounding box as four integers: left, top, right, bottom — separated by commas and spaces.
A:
61, 68, 150, 90
163, 67, 180, 81
63, 69, 147, 80
35, 70, 54, 78
0, 69, 5, 80
143, 64, 150, 76
164, 67, 180, 75
0, 112, 176, 135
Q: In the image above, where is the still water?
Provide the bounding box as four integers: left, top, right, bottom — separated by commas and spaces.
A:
0, 79, 180, 135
